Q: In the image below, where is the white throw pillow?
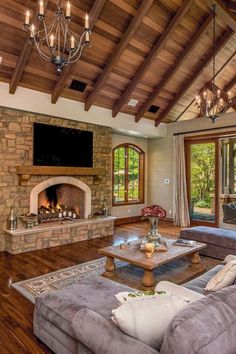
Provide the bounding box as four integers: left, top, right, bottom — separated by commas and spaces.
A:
112, 293, 189, 350
224, 254, 236, 264
205, 260, 236, 292
155, 281, 204, 302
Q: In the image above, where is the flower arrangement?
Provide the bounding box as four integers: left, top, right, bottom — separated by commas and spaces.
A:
141, 205, 166, 219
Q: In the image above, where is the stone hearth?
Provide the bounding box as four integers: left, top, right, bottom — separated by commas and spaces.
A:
4, 217, 116, 254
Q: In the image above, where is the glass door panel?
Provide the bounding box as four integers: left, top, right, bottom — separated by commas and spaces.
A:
187, 140, 218, 226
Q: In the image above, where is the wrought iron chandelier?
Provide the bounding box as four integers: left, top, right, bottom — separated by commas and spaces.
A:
195, 4, 232, 123
24, 0, 91, 74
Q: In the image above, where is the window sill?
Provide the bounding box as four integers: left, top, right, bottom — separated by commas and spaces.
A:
112, 201, 145, 207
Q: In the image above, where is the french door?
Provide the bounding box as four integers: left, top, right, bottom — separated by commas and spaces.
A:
186, 138, 219, 227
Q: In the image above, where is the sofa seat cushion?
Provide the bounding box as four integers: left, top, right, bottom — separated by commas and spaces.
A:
184, 264, 223, 294
180, 226, 236, 249
34, 275, 134, 339
72, 308, 159, 354
161, 285, 236, 354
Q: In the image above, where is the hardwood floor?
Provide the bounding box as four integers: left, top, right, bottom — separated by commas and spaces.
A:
0, 220, 179, 353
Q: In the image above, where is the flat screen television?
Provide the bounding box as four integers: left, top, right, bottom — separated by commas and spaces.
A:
33, 123, 93, 167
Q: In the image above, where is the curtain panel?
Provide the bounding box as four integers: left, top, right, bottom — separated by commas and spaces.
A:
173, 135, 190, 227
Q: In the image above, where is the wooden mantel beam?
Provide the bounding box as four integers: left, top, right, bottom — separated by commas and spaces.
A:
84, 0, 155, 112
205, 0, 236, 31
51, 0, 106, 104
111, 0, 194, 118
155, 29, 234, 127
135, 13, 214, 122
9, 1, 50, 94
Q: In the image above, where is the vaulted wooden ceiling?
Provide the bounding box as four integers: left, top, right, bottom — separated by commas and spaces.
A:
0, 0, 236, 126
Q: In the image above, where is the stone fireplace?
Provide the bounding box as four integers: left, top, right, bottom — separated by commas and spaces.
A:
30, 176, 92, 219
0, 106, 113, 253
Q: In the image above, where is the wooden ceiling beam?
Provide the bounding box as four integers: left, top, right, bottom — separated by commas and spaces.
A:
155, 29, 234, 127
135, 13, 214, 122
51, 0, 106, 104
112, 0, 194, 118
205, 0, 236, 31
224, 75, 236, 92
9, 1, 50, 94
227, 1, 236, 12
84, 0, 155, 112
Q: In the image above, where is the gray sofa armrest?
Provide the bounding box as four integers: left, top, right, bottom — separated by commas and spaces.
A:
71, 308, 159, 354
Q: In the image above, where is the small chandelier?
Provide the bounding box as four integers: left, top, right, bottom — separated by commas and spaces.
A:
24, 0, 91, 74
195, 4, 233, 123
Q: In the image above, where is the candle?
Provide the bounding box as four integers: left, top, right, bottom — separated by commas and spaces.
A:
85, 31, 90, 43
217, 89, 221, 98
66, 1, 71, 18
203, 91, 207, 100
50, 34, 54, 47
30, 24, 35, 38
70, 35, 75, 49
25, 10, 30, 25
39, 0, 44, 16
85, 13, 89, 29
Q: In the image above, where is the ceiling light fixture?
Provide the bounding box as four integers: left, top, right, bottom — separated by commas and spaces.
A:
128, 99, 139, 107
24, 0, 91, 74
195, 4, 233, 122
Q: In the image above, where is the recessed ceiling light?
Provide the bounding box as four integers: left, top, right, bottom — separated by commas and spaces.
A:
0, 57, 2, 65
128, 98, 139, 107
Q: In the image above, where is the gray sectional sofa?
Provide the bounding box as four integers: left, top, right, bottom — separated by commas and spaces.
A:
180, 226, 236, 260
34, 263, 236, 354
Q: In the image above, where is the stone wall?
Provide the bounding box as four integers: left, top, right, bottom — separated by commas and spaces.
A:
0, 106, 112, 252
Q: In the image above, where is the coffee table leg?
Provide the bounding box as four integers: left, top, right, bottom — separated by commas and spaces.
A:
191, 251, 201, 264
105, 256, 116, 272
142, 269, 155, 287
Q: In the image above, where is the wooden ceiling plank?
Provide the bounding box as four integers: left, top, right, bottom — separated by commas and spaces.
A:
51, 0, 106, 104
155, 29, 234, 126
111, 0, 194, 118
9, 1, 50, 94
84, 0, 155, 112
205, 0, 236, 31
175, 49, 236, 122
135, 13, 214, 122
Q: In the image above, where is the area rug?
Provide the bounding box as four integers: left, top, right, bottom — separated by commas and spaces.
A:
12, 257, 125, 304
12, 255, 220, 304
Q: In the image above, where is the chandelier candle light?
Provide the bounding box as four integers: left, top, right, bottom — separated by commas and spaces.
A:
195, 4, 233, 122
24, 0, 91, 74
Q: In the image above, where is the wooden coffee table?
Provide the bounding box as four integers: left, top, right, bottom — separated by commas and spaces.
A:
99, 239, 207, 287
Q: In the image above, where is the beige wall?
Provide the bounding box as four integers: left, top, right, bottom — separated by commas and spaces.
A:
147, 112, 236, 220
111, 134, 148, 218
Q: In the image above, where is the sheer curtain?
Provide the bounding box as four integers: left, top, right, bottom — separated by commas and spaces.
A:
173, 135, 190, 227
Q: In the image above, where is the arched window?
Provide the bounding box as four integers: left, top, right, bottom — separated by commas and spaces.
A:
112, 144, 145, 205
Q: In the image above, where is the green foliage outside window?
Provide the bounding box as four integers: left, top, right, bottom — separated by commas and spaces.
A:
191, 143, 215, 208
113, 145, 144, 204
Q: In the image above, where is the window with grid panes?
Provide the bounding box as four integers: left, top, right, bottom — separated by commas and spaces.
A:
112, 144, 144, 205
